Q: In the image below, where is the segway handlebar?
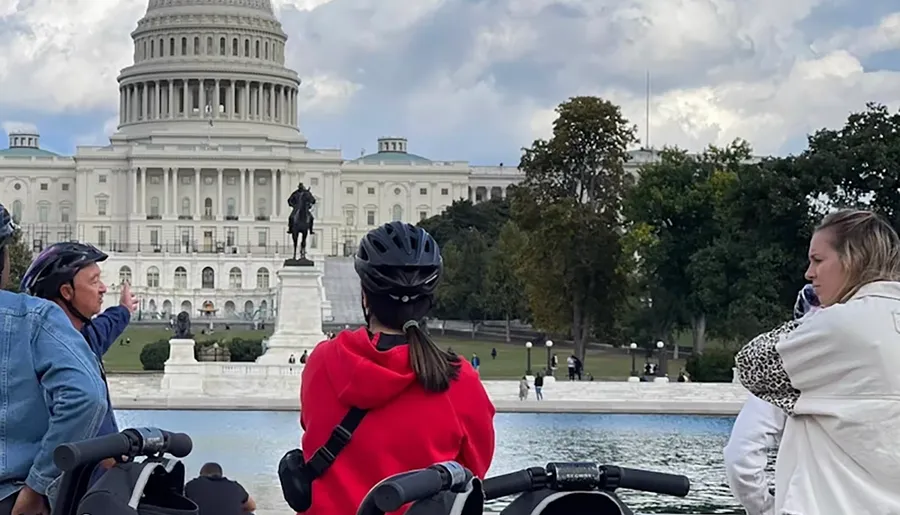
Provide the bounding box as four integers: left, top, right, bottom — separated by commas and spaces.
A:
482, 462, 690, 500
53, 427, 193, 472
368, 461, 472, 513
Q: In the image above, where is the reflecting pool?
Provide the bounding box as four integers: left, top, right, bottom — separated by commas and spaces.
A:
115, 411, 743, 514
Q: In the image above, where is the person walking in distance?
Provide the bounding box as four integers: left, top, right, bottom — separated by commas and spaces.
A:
533, 372, 544, 400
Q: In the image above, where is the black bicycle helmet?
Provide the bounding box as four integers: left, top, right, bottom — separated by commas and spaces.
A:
21, 241, 108, 300
0, 202, 16, 250
354, 222, 442, 301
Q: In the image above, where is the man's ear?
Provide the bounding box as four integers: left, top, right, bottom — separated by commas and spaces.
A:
59, 282, 75, 302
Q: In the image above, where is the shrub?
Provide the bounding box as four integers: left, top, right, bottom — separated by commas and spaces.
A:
226, 338, 264, 362
685, 346, 737, 383
193, 340, 216, 360
140, 339, 170, 371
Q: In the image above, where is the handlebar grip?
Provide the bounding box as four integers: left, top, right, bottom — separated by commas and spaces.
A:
164, 431, 193, 458
54, 433, 131, 472
373, 469, 444, 512
616, 467, 690, 497
482, 469, 537, 500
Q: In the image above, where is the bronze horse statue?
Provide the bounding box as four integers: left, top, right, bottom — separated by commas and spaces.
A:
287, 185, 316, 261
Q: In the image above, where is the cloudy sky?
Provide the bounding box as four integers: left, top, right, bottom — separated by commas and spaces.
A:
1, 0, 899, 164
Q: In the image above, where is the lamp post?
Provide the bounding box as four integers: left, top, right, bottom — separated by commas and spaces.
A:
545, 340, 554, 375
525, 341, 533, 375
656, 340, 665, 377
629, 342, 638, 376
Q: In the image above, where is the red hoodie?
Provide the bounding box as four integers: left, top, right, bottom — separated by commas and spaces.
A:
299, 327, 496, 515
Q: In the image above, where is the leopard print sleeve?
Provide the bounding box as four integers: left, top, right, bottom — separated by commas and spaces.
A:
735, 320, 802, 415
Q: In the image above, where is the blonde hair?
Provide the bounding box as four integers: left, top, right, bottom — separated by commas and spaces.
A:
816, 209, 900, 302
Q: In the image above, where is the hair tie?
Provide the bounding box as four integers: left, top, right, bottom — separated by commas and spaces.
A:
402, 320, 419, 331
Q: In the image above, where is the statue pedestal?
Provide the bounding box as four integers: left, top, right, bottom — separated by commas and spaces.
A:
161, 338, 203, 391
255, 261, 327, 364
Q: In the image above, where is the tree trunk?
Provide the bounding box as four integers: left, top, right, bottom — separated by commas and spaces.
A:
505, 313, 511, 342
691, 313, 707, 354
572, 300, 591, 361
470, 321, 476, 339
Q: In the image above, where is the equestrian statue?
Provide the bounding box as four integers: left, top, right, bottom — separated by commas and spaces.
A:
286, 182, 316, 263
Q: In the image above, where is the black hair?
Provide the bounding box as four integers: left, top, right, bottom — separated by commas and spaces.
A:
199, 462, 223, 477
365, 290, 460, 393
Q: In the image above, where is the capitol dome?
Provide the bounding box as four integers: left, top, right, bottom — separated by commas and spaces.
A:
115, 0, 302, 139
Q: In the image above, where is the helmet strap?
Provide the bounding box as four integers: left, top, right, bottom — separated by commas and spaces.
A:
60, 281, 93, 326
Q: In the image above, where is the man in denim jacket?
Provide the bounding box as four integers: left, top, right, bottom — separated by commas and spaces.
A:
0, 205, 108, 514
20, 242, 137, 485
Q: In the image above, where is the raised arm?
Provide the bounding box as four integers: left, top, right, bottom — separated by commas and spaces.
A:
28, 302, 108, 495
86, 305, 131, 355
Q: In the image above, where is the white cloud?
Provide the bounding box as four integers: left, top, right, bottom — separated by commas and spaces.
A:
2, 0, 900, 160
1, 120, 37, 134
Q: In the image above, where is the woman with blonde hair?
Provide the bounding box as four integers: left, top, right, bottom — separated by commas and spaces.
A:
736, 208, 900, 514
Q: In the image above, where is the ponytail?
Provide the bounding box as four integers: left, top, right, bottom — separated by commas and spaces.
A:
404, 319, 461, 393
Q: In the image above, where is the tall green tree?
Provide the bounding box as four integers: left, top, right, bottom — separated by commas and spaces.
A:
624, 141, 750, 353
4, 228, 33, 292
434, 229, 490, 335
483, 221, 529, 341
512, 96, 638, 360
799, 103, 900, 227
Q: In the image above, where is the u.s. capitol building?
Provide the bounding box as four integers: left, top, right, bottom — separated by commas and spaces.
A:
0, 0, 525, 321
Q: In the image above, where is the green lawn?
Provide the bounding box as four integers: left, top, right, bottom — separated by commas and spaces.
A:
105, 327, 685, 379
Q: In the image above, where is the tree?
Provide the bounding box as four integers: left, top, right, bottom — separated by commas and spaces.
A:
418, 198, 510, 248
483, 221, 529, 340
623, 141, 750, 353
4, 228, 33, 292
799, 103, 900, 227
512, 96, 638, 360
433, 229, 490, 335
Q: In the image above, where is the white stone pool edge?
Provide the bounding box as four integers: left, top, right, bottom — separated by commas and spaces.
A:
111, 396, 743, 415
108, 376, 748, 415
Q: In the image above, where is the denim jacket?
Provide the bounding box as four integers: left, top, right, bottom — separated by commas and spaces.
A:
0, 291, 108, 503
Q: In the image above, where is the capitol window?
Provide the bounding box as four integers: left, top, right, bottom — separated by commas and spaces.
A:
366, 210, 375, 225
226, 198, 236, 217
98, 175, 106, 183
194, 37, 200, 54
60, 206, 70, 223
346, 186, 353, 194
419, 188, 427, 195
201, 267, 215, 289
392, 204, 403, 221
62, 183, 70, 191
174, 267, 187, 289
146, 267, 160, 288
11, 200, 22, 222
40, 183, 48, 191
256, 268, 270, 289
229, 267, 242, 289
98, 199, 107, 216
119, 266, 132, 284
367, 187, 375, 195
38, 204, 49, 223
441, 188, 449, 195
181, 197, 191, 216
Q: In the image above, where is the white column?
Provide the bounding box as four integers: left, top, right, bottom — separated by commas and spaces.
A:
194, 168, 201, 217
271, 169, 277, 218
255, 86, 261, 120
267, 83, 274, 121
248, 169, 255, 217
239, 168, 246, 216
199, 79, 205, 118
163, 167, 170, 216
119, 88, 125, 124
214, 79, 220, 118
168, 81, 174, 118
217, 168, 224, 218
229, 81, 236, 118
139, 168, 146, 215
131, 168, 138, 215
171, 168, 178, 216
156, 81, 162, 119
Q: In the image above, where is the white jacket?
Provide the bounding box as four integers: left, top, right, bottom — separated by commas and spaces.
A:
724, 394, 785, 515
774, 281, 900, 514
